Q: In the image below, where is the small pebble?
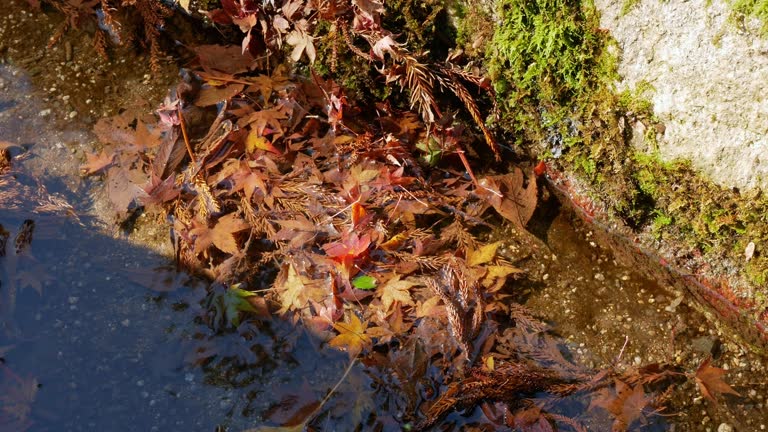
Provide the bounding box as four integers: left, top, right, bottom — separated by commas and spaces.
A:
717, 423, 734, 432
39, 108, 51, 117
68, 111, 77, 119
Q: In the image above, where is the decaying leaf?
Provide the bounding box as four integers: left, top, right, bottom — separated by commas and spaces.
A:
478, 168, 537, 230
695, 356, 740, 403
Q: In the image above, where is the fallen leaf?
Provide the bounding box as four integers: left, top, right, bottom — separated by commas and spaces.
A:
80, 150, 115, 175
276, 264, 306, 315
478, 168, 537, 230
329, 313, 371, 358
245, 128, 281, 155
467, 241, 501, 266
194, 44, 256, 74
210, 213, 250, 254
695, 356, 740, 404
379, 275, 417, 312
194, 83, 245, 107
352, 275, 377, 290
286, 27, 316, 63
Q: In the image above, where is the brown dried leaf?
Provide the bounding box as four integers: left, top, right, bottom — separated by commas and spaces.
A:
379, 275, 418, 312
194, 44, 256, 74
695, 356, 740, 403
194, 83, 246, 107
80, 150, 115, 175
478, 168, 537, 230
210, 213, 250, 254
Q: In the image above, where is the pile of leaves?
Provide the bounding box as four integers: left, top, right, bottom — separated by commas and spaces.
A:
78, 0, 744, 430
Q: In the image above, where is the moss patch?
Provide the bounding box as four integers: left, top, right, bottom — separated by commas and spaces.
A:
477, 0, 768, 296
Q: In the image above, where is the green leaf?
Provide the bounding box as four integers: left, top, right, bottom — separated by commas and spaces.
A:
223, 283, 257, 327
352, 275, 377, 290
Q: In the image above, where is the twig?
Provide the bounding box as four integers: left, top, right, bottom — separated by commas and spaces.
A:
177, 105, 196, 164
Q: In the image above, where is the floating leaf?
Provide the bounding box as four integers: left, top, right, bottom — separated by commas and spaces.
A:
352, 275, 377, 290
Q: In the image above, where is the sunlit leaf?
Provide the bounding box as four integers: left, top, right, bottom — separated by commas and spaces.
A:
245, 129, 281, 155
379, 275, 417, 312
276, 264, 306, 315
329, 313, 371, 358
467, 241, 502, 266
352, 275, 377, 290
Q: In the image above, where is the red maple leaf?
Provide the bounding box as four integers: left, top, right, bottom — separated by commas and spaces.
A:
323, 232, 371, 276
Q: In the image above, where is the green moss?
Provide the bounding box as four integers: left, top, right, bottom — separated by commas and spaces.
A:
620, 0, 641, 17
485, 0, 618, 144
729, 0, 768, 35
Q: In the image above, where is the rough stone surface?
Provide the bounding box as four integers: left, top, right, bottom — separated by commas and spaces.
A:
595, 0, 768, 190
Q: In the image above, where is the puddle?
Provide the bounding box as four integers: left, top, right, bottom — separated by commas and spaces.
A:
2, 2, 768, 431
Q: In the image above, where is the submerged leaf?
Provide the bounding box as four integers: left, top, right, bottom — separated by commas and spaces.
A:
695, 357, 740, 403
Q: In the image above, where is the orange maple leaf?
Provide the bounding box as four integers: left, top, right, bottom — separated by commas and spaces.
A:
329, 313, 371, 359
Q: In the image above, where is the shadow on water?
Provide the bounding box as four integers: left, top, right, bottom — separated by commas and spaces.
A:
0, 63, 366, 431
0, 182, 367, 432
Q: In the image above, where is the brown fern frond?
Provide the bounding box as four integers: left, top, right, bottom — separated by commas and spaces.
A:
438, 68, 501, 160
93, 29, 109, 59
403, 55, 439, 124
193, 174, 220, 219
340, 21, 373, 62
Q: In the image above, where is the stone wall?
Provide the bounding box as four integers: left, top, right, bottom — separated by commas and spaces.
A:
595, 0, 768, 190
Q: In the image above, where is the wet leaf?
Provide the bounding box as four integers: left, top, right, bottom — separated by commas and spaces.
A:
590, 379, 652, 430
329, 313, 371, 358
194, 83, 245, 107
106, 167, 148, 214
220, 283, 257, 327
695, 356, 740, 403
478, 168, 537, 230
352, 275, 377, 290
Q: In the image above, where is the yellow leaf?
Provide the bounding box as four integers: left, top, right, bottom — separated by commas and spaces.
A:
329, 314, 371, 358
277, 264, 306, 314
379, 275, 417, 312
178, 0, 190, 12
245, 129, 281, 155
483, 264, 524, 284
467, 241, 502, 266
